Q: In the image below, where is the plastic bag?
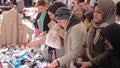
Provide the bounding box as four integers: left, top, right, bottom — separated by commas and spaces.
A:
45, 24, 61, 49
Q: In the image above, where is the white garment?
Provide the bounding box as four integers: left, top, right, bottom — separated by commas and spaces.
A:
46, 24, 61, 49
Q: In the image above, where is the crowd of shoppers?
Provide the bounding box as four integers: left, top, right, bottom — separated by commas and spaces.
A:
27, 0, 119, 68
0, 0, 120, 68
80, 0, 116, 68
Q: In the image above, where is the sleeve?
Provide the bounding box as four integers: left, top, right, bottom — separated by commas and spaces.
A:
90, 49, 109, 67
89, 35, 109, 67
57, 29, 86, 66
43, 13, 51, 32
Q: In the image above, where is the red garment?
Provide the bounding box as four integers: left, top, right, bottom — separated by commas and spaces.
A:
77, 0, 80, 5
7, 0, 14, 8
85, 0, 91, 11
0, 61, 2, 68
10, 2, 14, 8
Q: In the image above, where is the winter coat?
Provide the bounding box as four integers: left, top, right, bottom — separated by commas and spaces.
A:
100, 50, 120, 68
57, 15, 87, 68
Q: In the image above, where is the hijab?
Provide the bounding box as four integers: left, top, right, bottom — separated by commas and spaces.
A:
86, 0, 116, 58
101, 23, 120, 68
87, 0, 116, 45
94, 0, 116, 25
101, 23, 120, 53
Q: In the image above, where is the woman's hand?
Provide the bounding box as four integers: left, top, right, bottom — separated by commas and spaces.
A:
79, 61, 91, 68
26, 41, 35, 48
57, 26, 64, 39
47, 60, 59, 68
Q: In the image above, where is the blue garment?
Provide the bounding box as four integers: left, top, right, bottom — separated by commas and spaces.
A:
12, 60, 21, 68
12, 53, 29, 68
66, 0, 68, 6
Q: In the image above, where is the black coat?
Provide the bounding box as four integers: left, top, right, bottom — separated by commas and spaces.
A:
34, 12, 51, 32
101, 50, 120, 68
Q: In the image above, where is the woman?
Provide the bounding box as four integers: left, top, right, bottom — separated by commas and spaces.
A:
101, 23, 120, 68
79, 0, 116, 68
33, 0, 50, 37
46, 2, 67, 67
47, 2, 66, 39
26, 2, 66, 63
26, 2, 66, 48
26, 0, 50, 49
47, 1, 66, 66
48, 7, 87, 68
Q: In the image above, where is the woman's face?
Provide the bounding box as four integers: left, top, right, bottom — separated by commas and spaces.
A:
75, 10, 83, 18
48, 11, 55, 19
57, 19, 68, 29
93, 6, 102, 23
48, 11, 56, 29
37, 6, 46, 12
74, 5, 83, 18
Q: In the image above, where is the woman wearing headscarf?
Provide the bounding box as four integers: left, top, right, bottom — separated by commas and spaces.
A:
26, 2, 66, 63
79, 0, 116, 68
48, 7, 87, 68
47, 2, 66, 68
100, 23, 120, 68
47, 2, 66, 39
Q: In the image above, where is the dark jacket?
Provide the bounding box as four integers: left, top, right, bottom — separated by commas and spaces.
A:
100, 23, 120, 68
34, 12, 51, 32
100, 50, 120, 68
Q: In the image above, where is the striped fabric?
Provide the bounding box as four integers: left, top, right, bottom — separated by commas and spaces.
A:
63, 0, 73, 8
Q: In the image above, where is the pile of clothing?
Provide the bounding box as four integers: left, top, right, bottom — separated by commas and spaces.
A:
0, 45, 49, 68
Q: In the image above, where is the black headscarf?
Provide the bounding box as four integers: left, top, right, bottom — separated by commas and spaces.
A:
47, 2, 66, 14
101, 23, 120, 53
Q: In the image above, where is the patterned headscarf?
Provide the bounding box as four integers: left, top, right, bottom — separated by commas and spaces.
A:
86, 0, 116, 58
93, 0, 116, 24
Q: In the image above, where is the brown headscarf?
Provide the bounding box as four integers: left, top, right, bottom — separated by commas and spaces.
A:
86, 0, 116, 58
94, 0, 116, 44
94, 0, 116, 25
